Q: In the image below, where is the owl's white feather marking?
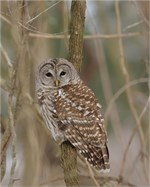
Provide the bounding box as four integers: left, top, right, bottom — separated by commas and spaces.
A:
83, 111, 90, 116
97, 103, 102, 108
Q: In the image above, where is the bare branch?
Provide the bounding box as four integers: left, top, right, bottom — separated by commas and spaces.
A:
26, 1, 62, 24
8, 66, 17, 187
115, 1, 148, 182
28, 31, 150, 40
0, 43, 12, 68
0, 14, 12, 25
123, 20, 143, 31
105, 78, 148, 122
86, 161, 100, 187
132, 0, 150, 27
119, 96, 150, 182
0, 117, 11, 181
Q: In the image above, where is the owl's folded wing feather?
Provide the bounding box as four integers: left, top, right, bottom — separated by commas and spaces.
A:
53, 83, 110, 171
56, 112, 109, 171
60, 117, 110, 171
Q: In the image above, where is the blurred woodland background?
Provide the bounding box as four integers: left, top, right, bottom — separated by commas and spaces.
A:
0, 0, 149, 187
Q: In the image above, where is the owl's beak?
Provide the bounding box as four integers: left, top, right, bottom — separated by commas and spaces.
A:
54, 79, 60, 87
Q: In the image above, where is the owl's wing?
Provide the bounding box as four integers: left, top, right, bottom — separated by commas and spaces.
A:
58, 116, 109, 171
65, 122, 110, 171
54, 83, 110, 171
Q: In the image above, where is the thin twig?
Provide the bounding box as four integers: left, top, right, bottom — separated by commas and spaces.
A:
28, 31, 150, 39
26, 1, 62, 24
86, 161, 100, 187
105, 78, 148, 122
0, 14, 12, 25
0, 43, 12, 68
0, 78, 11, 92
132, 0, 150, 27
123, 20, 143, 31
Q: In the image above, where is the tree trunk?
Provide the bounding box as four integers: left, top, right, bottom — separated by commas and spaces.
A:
61, 1, 86, 187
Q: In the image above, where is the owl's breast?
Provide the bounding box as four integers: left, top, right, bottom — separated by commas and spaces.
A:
37, 90, 65, 142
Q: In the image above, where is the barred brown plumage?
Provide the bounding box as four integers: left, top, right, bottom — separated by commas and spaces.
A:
35, 58, 110, 172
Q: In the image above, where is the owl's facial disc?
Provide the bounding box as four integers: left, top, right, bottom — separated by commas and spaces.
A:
38, 58, 80, 89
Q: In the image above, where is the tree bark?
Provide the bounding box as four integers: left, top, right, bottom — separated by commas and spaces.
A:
69, 1, 86, 71
61, 1, 86, 187
61, 141, 79, 187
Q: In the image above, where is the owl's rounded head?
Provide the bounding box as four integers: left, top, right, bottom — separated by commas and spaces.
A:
36, 58, 80, 89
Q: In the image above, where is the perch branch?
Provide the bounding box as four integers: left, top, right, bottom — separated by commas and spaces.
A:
61, 141, 78, 187
61, 1, 86, 187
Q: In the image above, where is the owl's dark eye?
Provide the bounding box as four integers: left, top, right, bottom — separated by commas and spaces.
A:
60, 71, 66, 76
46, 72, 52, 77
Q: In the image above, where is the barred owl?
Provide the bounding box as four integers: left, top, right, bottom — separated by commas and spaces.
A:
35, 58, 110, 172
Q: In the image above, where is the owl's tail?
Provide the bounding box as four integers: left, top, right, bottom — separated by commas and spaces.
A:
97, 144, 110, 172
78, 142, 110, 172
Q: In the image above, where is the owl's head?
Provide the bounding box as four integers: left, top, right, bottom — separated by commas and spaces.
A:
36, 58, 80, 89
